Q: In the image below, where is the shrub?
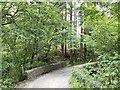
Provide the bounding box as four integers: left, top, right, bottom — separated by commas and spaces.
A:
70, 53, 120, 88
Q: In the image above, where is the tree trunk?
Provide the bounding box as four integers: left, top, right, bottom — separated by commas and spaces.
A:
80, 27, 83, 59
84, 43, 87, 60
65, 40, 67, 57
70, 2, 73, 64
73, 1, 77, 62
61, 44, 64, 56
61, 5, 65, 57
64, 1, 67, 57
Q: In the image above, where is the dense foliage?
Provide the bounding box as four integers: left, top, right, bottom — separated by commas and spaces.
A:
1, 2, 77, 88
70, 53, 120, 88
1, 1, 120, 89
70, 1, 120, 88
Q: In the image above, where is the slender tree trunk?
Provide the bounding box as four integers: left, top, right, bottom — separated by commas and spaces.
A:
61, 10, 64, 56
73, 1, 77, 63
65, 39, 67, 57
55, 46, 57, 51
31, 51, 34, 64
61, 44, 64, 55
80, 27, 83, 59
84, 42, 87, 60
64, 1, 67, 57
83, 28, 87, 61
69, 2, 73, 64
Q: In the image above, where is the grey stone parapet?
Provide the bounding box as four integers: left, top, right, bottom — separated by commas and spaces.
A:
26, 61, 66, 80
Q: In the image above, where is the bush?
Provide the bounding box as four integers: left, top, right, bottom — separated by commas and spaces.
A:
70, 53, 120, 88
1, 78, 15, 89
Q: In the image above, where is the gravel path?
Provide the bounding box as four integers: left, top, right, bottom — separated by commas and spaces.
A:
21, 67, 73, 88
16, 63, 93, 88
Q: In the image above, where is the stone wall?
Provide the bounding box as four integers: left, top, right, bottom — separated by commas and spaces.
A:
26, 61, 66, 80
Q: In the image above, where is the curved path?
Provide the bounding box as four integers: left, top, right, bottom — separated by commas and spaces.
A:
24, 67, 73, 88
16, 63, 92, 88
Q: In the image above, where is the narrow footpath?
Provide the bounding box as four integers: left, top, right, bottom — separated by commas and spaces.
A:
16, 64, 87, 88
22, 67, 72, 88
